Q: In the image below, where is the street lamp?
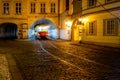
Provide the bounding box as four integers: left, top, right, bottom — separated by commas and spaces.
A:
78, 17, 88, 25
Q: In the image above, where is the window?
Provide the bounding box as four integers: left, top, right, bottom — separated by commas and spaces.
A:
88, 0, 97, 8
88, 21, 97, 35
31, 3, 36, 13
16, 2, 21, 14
3, 2, 9, 14
73, 0, 82, 14
104, 19, 118, 36
40, 3, 45, 13
50, 3, 55, 13
66, 0, 69, 10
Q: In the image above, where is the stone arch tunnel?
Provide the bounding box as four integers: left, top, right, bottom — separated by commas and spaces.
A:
29, 18, 58, 40
0, 23, 18, 39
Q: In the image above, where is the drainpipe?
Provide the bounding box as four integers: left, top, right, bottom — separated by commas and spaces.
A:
58, 0, 60, 39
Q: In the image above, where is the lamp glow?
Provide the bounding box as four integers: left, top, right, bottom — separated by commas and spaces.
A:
65, 21, 72, 27
78, 17, 88, 24
83, 18, 88, 23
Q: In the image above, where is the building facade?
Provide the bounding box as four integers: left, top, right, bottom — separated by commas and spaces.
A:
0, 0, 120, 47
71, 0, 120, 47
0, 0, 67, 39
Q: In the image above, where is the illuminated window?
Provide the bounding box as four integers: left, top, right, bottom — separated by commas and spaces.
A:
104, 19, 118, 36
40, 3, 45, 13
88, 0, 97, 8
16, 2, 21, 14
51, 3, 55, 13
3, 2, 9, 14
31, 3, 35, 13
88, 21, 97, 35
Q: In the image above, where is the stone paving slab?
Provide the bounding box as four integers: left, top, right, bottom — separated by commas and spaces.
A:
0, 54, 11, 80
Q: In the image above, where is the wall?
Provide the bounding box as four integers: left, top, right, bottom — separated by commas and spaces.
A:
82, 11, 120, 44
71, 0, 120, 46
0, 0, 60, 39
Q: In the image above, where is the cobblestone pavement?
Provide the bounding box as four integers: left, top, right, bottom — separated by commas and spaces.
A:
0, 40, 120, 80
0, 54, 11, 80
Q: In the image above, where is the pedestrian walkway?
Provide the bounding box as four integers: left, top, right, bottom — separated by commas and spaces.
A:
0, 54, 11, 80
71, 41, 120, 49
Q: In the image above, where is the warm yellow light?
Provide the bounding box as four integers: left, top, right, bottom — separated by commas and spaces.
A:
65, 21, 72, 27
83, 18, 88, 23
79, 26, 82, 29
67, 26, 71, 30
78, 17, 88, 24
78, 18, 82, 22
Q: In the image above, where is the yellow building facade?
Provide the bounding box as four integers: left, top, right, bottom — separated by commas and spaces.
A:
71, 0, 120, 47
0, 0, 67, 39
0, 0, 120, 47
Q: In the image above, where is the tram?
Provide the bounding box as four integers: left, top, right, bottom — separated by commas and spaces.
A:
37, 31, 49, 39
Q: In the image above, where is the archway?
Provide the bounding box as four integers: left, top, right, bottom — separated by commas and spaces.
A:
0, 23, 18, 39
71, 19, 83, 41
29, 18, 58, 40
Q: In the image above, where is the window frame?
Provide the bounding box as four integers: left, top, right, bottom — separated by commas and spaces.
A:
3, 2, 9, 15
40, 3, 46, 13
30, 2, 36, 13
50, 3, 56, 13
87, 21, 97, 35
87, 0, 97, 8
15, 2, 22, 15
103, 18, 118, 36
66, 0, 69, 10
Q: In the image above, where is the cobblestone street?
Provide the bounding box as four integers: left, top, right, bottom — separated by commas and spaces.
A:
0, 54, 11, 80
0, 40, 120, 80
